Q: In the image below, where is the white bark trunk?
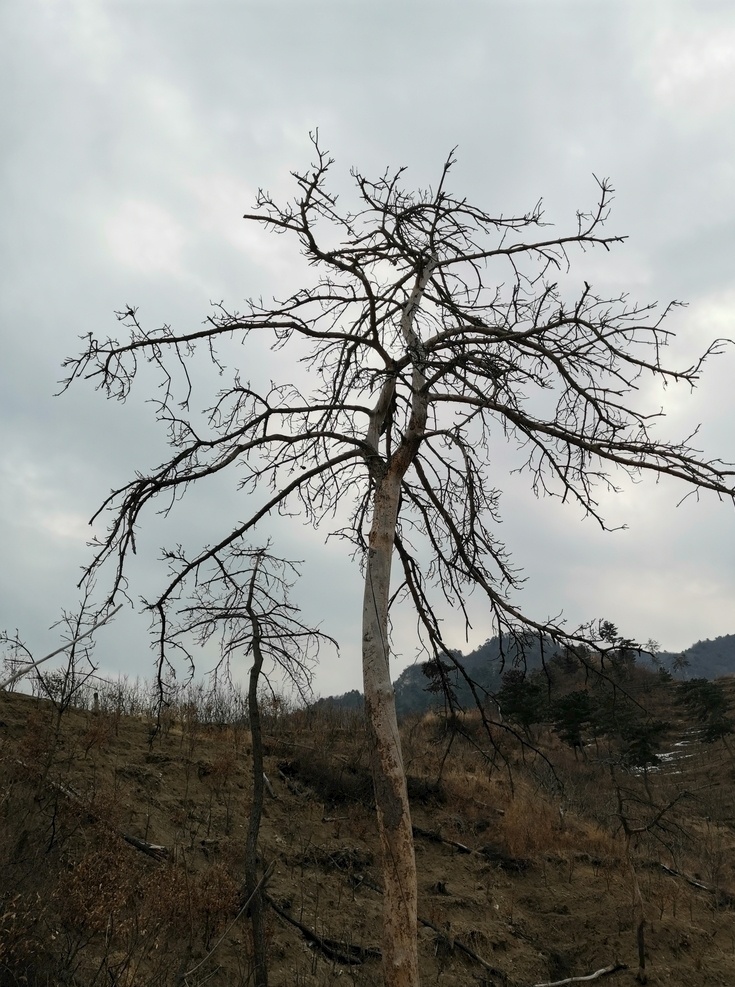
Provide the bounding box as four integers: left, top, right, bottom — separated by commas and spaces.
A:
361, 254, 437, 987
362, 471, 418, 987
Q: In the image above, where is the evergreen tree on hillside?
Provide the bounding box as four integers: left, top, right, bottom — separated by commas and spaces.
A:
677, 678, 734, 743
497, 669, 548, 737
551, 690, 593, 752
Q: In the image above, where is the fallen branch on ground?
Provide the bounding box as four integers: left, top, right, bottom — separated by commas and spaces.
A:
277, 767, 304, 796
660, 863, 735, 907
263, 772, 276, 799
121, 832, 168, 861
411, 825, 528, 873
19, 759, 168, 861
266, 895, 381, 965
412, 824, 471, 854
348, 871, 499, 972
532, 963, 628, 986
418, 915, 504, 975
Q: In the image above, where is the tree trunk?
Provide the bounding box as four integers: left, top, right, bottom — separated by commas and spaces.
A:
245, 609, 268, 987
363, 469, 418, 987
361, 256, 436, 987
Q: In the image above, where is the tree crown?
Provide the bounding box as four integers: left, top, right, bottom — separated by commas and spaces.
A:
62, 137, 734, 671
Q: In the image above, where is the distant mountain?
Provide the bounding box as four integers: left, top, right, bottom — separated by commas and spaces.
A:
655, 634, 735, 681
317, 633, 552, 717
317, 632, 735, 715
393, 633, 553, 716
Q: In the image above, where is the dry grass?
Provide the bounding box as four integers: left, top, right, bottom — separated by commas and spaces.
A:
2, 681, 735, 985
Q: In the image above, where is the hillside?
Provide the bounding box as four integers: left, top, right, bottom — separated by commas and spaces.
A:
3, 667, 735, 986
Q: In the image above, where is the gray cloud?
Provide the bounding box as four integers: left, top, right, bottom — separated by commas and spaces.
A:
2, 0, 733, 696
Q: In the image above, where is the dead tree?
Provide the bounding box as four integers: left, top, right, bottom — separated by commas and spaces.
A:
62, 136, 734, 987
166, 545, 332, 987
610, 767, 690, 984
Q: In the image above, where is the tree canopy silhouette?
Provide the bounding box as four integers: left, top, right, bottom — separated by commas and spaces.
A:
63, 136, 734, 987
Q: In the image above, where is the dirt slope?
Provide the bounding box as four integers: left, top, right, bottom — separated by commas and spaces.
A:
1, 687, 735, 985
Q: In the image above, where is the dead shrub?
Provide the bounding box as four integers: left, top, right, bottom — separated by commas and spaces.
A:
0, 892, 55, 985
54, 841, 138, 937
192, 861, 239, 949
278, 755, 374, 806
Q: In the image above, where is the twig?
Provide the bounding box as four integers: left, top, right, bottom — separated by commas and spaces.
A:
0, 605, 123, 691
532, 963, 627, 986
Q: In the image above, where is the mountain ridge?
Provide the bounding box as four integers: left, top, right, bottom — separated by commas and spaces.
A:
317, 632, 735, 715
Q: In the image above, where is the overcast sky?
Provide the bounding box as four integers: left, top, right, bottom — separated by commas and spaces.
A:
2, 0, 734, 699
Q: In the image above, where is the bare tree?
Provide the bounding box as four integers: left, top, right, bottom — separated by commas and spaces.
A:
62, 136, 734, 987
167, 543, 332, 987
610, 765, 691, 984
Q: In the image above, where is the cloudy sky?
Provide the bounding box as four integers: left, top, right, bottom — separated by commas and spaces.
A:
1, 0, 734, 699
